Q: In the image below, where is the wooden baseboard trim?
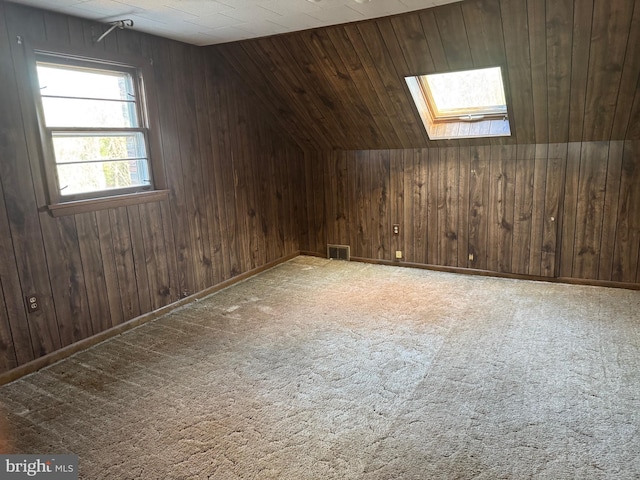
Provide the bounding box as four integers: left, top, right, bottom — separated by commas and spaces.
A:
0, 252, 299, 387
555, 276, 640, 290
348, 256, 640, 290
299, 250, 326, 258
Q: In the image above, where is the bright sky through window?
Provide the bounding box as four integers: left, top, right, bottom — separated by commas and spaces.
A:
423, 67, 507, 118
36, 60, 150, 198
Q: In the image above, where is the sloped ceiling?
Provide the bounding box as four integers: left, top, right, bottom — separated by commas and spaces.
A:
212, 0, 640, 151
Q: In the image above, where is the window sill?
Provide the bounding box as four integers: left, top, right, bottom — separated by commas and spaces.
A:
47, 189, 169, 217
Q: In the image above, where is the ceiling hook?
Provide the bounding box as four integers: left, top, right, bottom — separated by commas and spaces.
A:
95, 19, 134, 43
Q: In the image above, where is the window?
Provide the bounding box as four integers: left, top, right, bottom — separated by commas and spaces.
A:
33, 52, 158, 206
405, 66, 511, 140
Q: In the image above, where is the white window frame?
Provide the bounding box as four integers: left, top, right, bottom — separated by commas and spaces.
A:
26, 44, 167, 214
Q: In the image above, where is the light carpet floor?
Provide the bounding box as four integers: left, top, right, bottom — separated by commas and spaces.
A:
1, 256, 639, 479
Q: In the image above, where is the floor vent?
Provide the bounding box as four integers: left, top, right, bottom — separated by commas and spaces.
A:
327, 244, 350, 261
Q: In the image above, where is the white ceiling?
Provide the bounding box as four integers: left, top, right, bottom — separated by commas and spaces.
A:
9, 0, 462, 46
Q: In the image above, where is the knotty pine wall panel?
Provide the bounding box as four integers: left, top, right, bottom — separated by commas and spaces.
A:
0, 2, 303, 375
305, 141, 639, 286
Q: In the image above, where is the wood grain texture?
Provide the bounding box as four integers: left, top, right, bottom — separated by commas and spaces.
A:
216, 0, 638, 149
572, 142, 609, 279
568, 0, 594, 142
582, 0, 634, 141
434, 3, 473, 71
512, 145, 536, 275
3, 0, 640, 379
0, 2, 304, 375
612, 141, 640, 282
546, 0, 573, 143
311, 140, 634, 284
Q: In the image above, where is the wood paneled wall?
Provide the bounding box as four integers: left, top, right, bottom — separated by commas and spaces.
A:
301, 141, 640, 285
217, 0, 640, 150
0, 2, 303, 374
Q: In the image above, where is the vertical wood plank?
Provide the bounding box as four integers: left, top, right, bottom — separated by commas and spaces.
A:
0, 286, 17, 372
541, 144, 567, 277
95, 210, 123, 327
500, 0, 535, 144
611, 1, 640, 140
345, 151, 358, 256
336, 152, 350, 246
461, 0, 506, 67
3, 3, 61, 358
371, 150, 390, 260
419, 11, 449, 72
458, 147, 471, 268
512, 144, 536, 275
109, 207, 141, 322
568, 0, 594, 142
40, 215, 92, 346
205, 58, 235, 278
127, 205, 152, 314
559, 142, 582, 277
527, 0, 548, 143
353, 22, 425, 146
75, 212, 111, 334
573, 142, 609, 279
390, 13, 436, 74
434, 3, 473, 71
138, 202, 172, 310
438, 148, 459, 266
312, 151, 327, 256
152, 38, 192, 294
192, 47, 222, 285
324, 152, 337, 246
0, 182, 23, 369
488, 145, 516, 272
391, 150, 405, 261
468, 146, 491, 270
582, 0, 634, 141
402, 149, 416, 262
612, 141, 640, 282
598, 141, 624, 280
546, 0, 573, 143
325, 26, 403, 148
353, 151, 369, 258
529, 144, 548, 276
171, 42, 211, 290
426, 148, 439, 265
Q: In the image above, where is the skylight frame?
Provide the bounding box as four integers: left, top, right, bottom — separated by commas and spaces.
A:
405, 65, 512, 140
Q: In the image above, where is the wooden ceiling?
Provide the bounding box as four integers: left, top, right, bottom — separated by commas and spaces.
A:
212, 0, 640, 151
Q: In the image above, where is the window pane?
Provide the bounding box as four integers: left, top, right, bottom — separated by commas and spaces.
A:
36, 64, 135, 101
57, 160, 151, 196
52, 133, 146, 164
41, 97, 137, 128
425, 67, 506, 114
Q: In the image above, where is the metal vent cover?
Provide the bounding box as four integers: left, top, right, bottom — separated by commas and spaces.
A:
327, 244, 350, 261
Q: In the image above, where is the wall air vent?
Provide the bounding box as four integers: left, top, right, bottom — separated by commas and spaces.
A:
327, 244, 350, 261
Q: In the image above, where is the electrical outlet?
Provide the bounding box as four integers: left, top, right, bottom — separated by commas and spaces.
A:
25, 295, 40, 313
393, 224, 400, 235
395, 250, 403, 259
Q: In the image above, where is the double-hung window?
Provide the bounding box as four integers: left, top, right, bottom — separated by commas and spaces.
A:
34, 52, 155, 205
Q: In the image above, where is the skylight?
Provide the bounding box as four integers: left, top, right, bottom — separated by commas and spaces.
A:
406, 66, 511, 140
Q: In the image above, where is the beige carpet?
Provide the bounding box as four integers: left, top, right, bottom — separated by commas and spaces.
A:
1, 256, 639, 479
